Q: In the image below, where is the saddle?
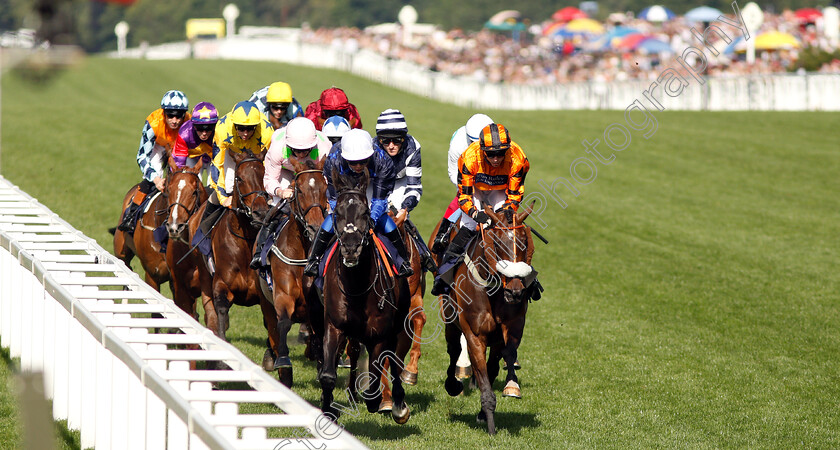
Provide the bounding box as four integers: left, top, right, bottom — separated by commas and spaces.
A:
313, 231, 403, 291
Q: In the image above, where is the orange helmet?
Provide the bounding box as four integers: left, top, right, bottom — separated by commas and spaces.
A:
479, 124, 511, 152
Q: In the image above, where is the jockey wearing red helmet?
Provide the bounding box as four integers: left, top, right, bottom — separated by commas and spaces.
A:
304, 87, 363, 131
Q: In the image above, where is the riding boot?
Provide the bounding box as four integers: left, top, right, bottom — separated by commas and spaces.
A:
303, 227, 334, 277
431, 219, 454, 254
410, 231, 438, 273
249, 221, 274, 269
430, 227, 476, 296
118, 190, 147, 233
199, 201, 222, 235
384, 228, 414, 278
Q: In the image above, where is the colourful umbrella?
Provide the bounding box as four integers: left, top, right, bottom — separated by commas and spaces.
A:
563, 18, 605, 33
638, 5, 676, 22
488, 10, 522, 25
637, 37, 674, 53
552, 7, 588, 22
754, 31, 800, 50
587, 26, 641, 50
616, 33, 651, 50
543, 21, 567, 36
684, 6, 723, 23
794, 8, 822, 23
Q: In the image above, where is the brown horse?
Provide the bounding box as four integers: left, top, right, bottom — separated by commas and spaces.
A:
377, 214, 427, 411
442, 203, 537, 435
258, 158, 327, 387
162, 157, 218, 342
188, 149, 271, 342
113, 182, 170, 292
318, 170, 411, 425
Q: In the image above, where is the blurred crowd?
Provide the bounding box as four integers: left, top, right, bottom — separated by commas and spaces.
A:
301, 10, 840, 85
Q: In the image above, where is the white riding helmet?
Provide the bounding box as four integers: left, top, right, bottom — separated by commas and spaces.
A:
340, 129, 374, 161
323, 116, 351, 139
465, 113, 494, 143
285, 117, 318, 149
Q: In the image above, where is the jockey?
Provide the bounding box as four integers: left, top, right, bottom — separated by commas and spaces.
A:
248, 81, 305, 130
304, 87, 363, 131
250, 117, 332, 268
430, 113, 493, 253
172, 101, 218, 172
430, 123, 530, 296
303, 129, 413, 278
193, 101, 273, 244
118, 90, 190, 232
322, 116, 352, 145
373, 109, 436, 272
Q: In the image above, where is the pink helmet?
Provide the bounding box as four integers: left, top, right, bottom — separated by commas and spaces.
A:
285, 117, 318, 149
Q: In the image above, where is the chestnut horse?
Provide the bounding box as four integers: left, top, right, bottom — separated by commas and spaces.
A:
188, 149, 271, 342
318, 170, 411, 425
162, 157, 218, 340
258, 158, 327, 387
442, 203, 537, 435
113, 182, 170, 292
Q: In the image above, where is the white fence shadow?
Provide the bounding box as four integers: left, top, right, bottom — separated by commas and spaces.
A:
0, 175, 366, 450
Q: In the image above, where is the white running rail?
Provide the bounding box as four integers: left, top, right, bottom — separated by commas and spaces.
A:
0, 175, 367, 450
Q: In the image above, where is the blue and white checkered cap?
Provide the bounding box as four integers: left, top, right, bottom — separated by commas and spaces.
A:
375, 109, 407, 135
161, 90, 189, 111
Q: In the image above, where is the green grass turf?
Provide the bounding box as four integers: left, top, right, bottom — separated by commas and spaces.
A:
2, 57, 840, 448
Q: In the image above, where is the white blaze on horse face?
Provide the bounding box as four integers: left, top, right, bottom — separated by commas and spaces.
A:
496, 261, 532, 278
309, 178, 316, 188
173, 179, 187, 222
343, 223, 358, 234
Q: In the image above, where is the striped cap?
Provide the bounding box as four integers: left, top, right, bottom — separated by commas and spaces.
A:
479, 123, 511, 151
375, 109, 408, 136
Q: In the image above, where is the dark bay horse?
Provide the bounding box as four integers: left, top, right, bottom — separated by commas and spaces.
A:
188, 149, 271, 342
318, 170, 412, 425
162, 157, 218, 341
259, 158, 327, 387
113, 181, 170, 292
442, 203, 537, 435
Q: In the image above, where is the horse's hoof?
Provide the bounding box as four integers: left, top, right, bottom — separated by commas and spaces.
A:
503, 380, 521, 398
378, 399, 393, 413
476, 409, 487, 424
445, 377, 464, 397
274, 355, 292, 369
455, 365, 472, 380
262, 349, 275, 371
399, 369, 418, 385
278, 367, 293, 388
503, 359, 521, 371
391, 402, 411, 425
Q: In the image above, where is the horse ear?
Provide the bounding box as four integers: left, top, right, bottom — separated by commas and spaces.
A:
485, 206, 504, 225
191, 155, 204, 174
516, 200, 536, 223
316, 156, 326, 171
357, 167, 370, 191
257, 149, 267, 161
291, 158, 305, 174
167, 154, 178, 172
331, 167, 345, 191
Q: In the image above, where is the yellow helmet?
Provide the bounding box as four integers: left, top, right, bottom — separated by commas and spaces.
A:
266, 82, 293, 103
230, 101, 261, 126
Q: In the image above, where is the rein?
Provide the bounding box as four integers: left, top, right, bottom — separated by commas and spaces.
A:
292, 169, 327, 240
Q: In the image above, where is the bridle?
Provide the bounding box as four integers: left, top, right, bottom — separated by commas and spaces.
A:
479, 215, 529, 291
334, 188, 371, 252
291, 169, 327, 241
233, 156, 271, 223
164, 168, 203, 224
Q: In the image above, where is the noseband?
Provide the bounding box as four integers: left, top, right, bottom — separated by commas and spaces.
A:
334, 188, 370, 250
233, 157, 271, 222
292, 169, 327, 241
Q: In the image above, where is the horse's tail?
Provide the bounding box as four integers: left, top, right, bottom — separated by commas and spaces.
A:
108, 226, 117, 236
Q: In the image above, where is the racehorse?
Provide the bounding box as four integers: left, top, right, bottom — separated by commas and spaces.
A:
442, 203, 537, 435
377, 213, 427, 411
162, 156, 218, 345
318, 169, 412, 425
188, 149, 271, 343
113, 181, 170, 292
258, 158, 327, 387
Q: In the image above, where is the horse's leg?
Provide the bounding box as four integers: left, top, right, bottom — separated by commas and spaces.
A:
387, 342, 411, 425
363, 342, 386, 414
378, 357, 393, 413
212, 279, 232, 342
444, 321, 464, 396
258, 296, 282, 374
318, 322, 342, 419
401, 297, 426, 385
463, 326, 496, 435
268, 291, 296, 387
500, 319, 525, 399
346, 339, 361, 404
487, 343, 502, 387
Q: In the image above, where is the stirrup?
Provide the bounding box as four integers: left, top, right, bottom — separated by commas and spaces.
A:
303, 258, 320, 277
430, 277, 449, 296
397, 262, 414, 278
